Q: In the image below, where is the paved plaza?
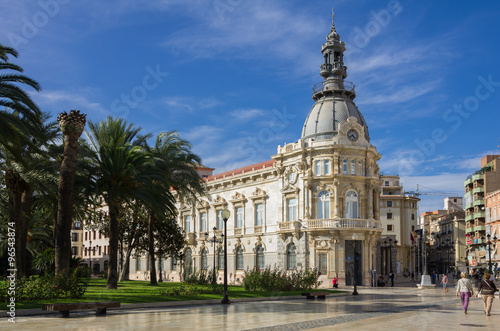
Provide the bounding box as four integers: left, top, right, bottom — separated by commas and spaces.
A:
2, 286, 499, 330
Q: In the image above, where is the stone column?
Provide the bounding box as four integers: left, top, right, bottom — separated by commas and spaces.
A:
333, 179, 340, 219
367, 183, 374, 219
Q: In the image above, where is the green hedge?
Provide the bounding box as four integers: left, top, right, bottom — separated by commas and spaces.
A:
242, 267, 319, 292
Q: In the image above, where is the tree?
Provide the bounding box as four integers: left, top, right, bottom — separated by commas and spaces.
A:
0, 44, 42, 162
85, 117, 175, 289
54, 110, 86, 273
1, 114, 59, 277
145, 131, 206, 285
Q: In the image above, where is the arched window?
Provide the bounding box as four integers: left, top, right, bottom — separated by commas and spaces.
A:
201, 249, 208, 270
345, 190, 359, 219
185, 248, 193, 276
256, 245, 265, 270
287, 243, 296, 270
236, 247, 244, 270
218, 248, 224, 270
317, 190, 330, 219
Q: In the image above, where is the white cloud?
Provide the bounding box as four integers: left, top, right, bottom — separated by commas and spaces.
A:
33, 89, 110, 119
229, 108, 266, 120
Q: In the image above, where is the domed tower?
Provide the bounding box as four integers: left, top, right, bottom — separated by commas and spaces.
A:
302, 9, 369, 142
274, 9, 382, 287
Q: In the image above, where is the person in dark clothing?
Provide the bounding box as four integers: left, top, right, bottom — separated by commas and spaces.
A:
476, 273, 498, 316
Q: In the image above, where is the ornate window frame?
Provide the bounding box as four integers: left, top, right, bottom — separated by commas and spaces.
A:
250, 188, 268, 233
229, 192, 246, 236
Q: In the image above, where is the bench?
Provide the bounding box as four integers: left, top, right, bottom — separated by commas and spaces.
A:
42, 301, 120, 317
301, 292, 330, 299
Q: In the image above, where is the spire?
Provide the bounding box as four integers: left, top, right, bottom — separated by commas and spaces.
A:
331, 7, 336, 33
313, 8, 356, 101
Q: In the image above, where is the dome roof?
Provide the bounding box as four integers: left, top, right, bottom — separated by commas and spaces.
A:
301, 95, 370, 141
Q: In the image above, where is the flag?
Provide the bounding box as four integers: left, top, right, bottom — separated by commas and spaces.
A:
410, 232, 414, 243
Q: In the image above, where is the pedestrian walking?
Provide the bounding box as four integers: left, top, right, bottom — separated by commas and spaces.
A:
441, 274, 448, 294
389, 272, 394, 287
456, 271, 474, 314
476, 273, 497, 316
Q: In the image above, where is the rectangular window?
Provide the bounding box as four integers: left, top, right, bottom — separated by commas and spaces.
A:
85, 232, 88, 241
343, 160, 348, 175
324, 160, 330, 175
172, 257, 177, 271
256, 203, 264, 226
71, 247, 78, 256
387, 201, 393, 207
99, 232, 102, 239
200, 212, 207, 232
217, 210, 224, 230
74, 220, 81, 229
236, 207, 243, 228
93, 231, 96, 240
387, 212, 393, 220
98, 246, 101, 255
351, 160, 355, 175
185, 215, 191, 233
358, 161, 363, 176
287, 198, 297, 222
136, 257, 141, 272
387, 224, 393, 231
411, 202, 415, 208
315, 160, 321, 175
72, 233, 78, 242
411, 214, 415, 220
385, 181, 390, 186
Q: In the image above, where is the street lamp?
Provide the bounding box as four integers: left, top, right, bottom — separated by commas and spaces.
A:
221, 208, 231, 304
481, 234, 498, 274
89, 240, 93, 276
205, 226, 223, 285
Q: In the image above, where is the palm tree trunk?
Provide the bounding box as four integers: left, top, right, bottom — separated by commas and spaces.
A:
55, 110, 85, 274
107, 202, 120, 289
148, 213, 157, 285
20, 188, 33, 275
119, 245, 133, 282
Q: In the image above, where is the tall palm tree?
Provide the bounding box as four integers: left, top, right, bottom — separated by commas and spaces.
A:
0, 44, 43, 161
85, 117, 175, 289
145, 131, 206, 285
1, 114, 59, 277
54, 110, 86, 273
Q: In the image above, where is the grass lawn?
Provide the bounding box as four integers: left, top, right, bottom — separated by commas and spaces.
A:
5, 279, 342, 310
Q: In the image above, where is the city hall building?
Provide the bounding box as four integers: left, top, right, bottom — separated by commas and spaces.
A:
144, 11, 385, 287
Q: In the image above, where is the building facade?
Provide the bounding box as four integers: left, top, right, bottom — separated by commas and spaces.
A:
379, 176, 419, 275
137, 11, 407, 287
464, 154, 500, 270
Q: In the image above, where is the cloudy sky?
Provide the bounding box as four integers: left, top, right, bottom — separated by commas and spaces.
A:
1, 0, 500, 213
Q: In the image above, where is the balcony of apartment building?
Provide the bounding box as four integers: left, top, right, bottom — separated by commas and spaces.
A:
304, 218, 382, 231
466, 234, 486, 246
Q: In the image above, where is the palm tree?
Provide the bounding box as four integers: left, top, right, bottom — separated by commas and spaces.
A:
0, 44, 43, 161
145, 131, 206, 285
1, 114, 59, 278
85, 117, 175, 289
54, 110, 86, 273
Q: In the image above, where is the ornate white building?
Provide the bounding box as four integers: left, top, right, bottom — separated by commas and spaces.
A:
141, 10, 386, 287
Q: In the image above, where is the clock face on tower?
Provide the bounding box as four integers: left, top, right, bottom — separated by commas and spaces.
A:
347, 129, 359, 141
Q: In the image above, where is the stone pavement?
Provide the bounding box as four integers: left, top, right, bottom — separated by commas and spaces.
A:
2, 286, 499, 330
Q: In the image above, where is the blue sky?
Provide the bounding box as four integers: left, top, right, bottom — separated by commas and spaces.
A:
1, 0, 500, 213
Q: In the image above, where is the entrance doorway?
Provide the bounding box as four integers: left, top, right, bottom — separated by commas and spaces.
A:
345, 240, 362, 286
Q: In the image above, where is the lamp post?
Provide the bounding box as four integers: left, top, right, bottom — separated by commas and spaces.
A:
221, 208, 231, 304
482, 234, 498, 274
205, 226, 223, 285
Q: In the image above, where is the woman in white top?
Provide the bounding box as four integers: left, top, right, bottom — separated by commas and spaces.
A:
456, 271, 474, 314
